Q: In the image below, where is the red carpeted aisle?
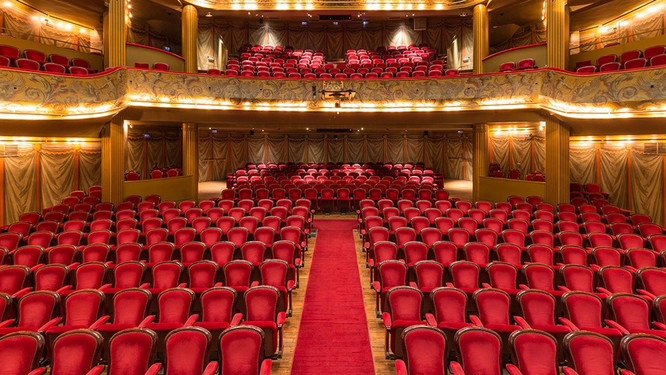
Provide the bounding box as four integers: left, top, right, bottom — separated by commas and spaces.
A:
290, 219, 375, 375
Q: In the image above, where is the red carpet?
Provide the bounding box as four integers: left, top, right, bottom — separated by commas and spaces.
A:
290, 219, 375, 375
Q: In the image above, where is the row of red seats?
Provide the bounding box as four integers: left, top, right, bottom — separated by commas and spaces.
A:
498, 58, 538, 72
576, 46, 666, 73
125, 167, 182, 181
489, 163, 545, 181
0, 44, 94, 74
384, 289, 666, 375
133, 62, 170, 71
223, 69, 454, 78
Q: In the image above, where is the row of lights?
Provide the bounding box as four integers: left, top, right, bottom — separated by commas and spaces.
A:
222, 0, 450, 10
1, 0, 91, 34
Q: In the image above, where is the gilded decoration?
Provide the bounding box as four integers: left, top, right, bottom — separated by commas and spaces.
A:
1, 67, 666, 120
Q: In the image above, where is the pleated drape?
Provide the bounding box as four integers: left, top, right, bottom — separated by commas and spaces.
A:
346, 135, 364, 162
307, 135, 325, 163
426, 136, 444, 174
386, 135, 404, 164
146, 138, 163, 170
126, 138, 145, 178
600, 147, 628, 209
446, 138, 463, 179
164, 137, 181, 168
4, 151, 36, 224
247, 135, 266, 164
288, 135, 306, 163
267, 135, 285, 163
463, 137, 473, 181
212, 135, 229, 181
40, 150, 75, 209
366, 135, 384, 163
79, 147, 101, 192
512, 138, 532, 178
570, 148, 597, 185
229, 135, 247, 172
491, 137, 510, 175
406, 135, 424, 164
198, 132, 212, 182
534, 138, 546, 173
631, 152, 664, 225
326, 137, 344, 163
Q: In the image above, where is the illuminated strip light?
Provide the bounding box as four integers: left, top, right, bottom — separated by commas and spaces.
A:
0, 102, 120, 120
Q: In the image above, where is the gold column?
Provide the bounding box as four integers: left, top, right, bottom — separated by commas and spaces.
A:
104, 0, 126, 68
182, 4, 199, 73
101, 118, 125, 204
472, 3, 489, 74
545, 117, 570, 206
546, 0, 569, 69
472, 124, 489, 201
183, 123, 199, 201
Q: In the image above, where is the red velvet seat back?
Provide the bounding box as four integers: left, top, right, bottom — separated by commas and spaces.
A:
486, 262, 517, 289
165, 327, 211, 375
108, 329, 157, 375
608, 294, 651, 330
245, 286, 279, 322
157, 289, 194, 324
592, 247, 622, 267
638, 268, 666, 295
432, 287, 467, 324
224, 261, 253, 288
13, 246, 43, 268
65, 290, 104, 326
402, 326, 447, 375
75, 262, 107, 289
510, 330, 558, 375
116, 242, 142, 262
517, 290, 557, 326
211, 242, 236, 265
189, 261, 218, 289
387, 287, 422, 322
449, 261, 479, 289
474, 289, 511, 325
113, 289, 151, 325
201, 287, 235, 323
181, 242, 207, 263
561, 265, 595, 292
378, 260, 407, 289
463, 242, 490, 266
18, 291, 59, 328
35, 264, 68, 291
51, 329, 104, 375
152, 262, 183, 289
455, 327, 502, 375
227, 227, 249, 248
260, 260, 288, 288
0, 332, 44, 374
599, 266, 634, 294
219, 326, 264, 375
414, 261, 444, 290
404, 241, 427, 264
621, 335, 666, 375
242, 241, 267, 265
563, 292, 604, 329
523, 264, 555, 291
565, 332, 616, 375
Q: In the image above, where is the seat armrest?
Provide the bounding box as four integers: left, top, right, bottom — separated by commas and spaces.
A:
596, 287, 612, 297
177, 283, 187, 288
38, 317, 62, 332
202, 361, 218, 375
559, 317, 580, 331
139, 315, 155, 328
590, 264, 600, 272
506, 364, 523, 375
620, 371, 636, 375
637, 289, 657, 300
30, 264, 45, 273
558, 286, 572, 292
425, 313, 437, 327
56, 285, 73, 294
519, 284, 529, 290
604, 319, 630, 334
27, 368, 46, 375
372, 281, 381, 291
469, 315, 484, 327
214, 282, 223, 287
251, 281, 260, 288
85, 365, 105, 375
144, 363, 162, 375
139, 283, 150, 288
259, 360, 272, 375
563, 367, 579, 375
450, 361, 465, 375
89, 315, 110, 330
409, 281, 418, 289
231, 313, 243, 326
482, 283, 492, 288
277, 312, 286, 326
184, 314, 199, 326
653, 322, 666, 330
513, 316, 531, 329
12, 287, 32, 299
382, 312, 392, 329
395, 360, 408, 375
626, 266, 639, 273
445, 282, 454, 288
98, 284, 112, 292
287, 280, 295, 290
0, 319, 14, 328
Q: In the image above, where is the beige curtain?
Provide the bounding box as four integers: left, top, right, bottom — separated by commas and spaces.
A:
491, 137, 510, 175
288, 135, 306, 163
198, 27, 213, 70
367, 135, 384, 163
212, 135, 229, 180
229, 135, 247, 172
79, 146, 101, 191
463, 136, 473, 181
247, 135, 266, 164
570, 148, 596, 185
406, 135, 424, 163
534, 138, 546, 173
512, 138, 532, 177
631, 152, 664, 225
387, 135, 404, 163
327, 137, 344, 163
198, 132, 212, 182
4, 151, 36, 224
164, 136, 181, 168
40, 149, 75, 209
267, 135, 285, 163
146, 137, 164, 170
307, 135, 324, 163
426, 136, 444, 174
446, 138, 463, 179
126, 138, 145, 177
346, 135, 364, 162
600, 147, 628, 209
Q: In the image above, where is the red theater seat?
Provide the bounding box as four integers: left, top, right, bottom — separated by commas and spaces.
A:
16, 58, 40, 71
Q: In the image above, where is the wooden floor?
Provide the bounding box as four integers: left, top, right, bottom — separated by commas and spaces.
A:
197, 180, 472, 374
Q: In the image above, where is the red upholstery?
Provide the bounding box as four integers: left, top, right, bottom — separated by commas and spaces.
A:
397, 326, 447, 375
50, 329, 104, 375
453, 327, 502, 375
108, 328, 159, 375
621, 334, 666, 375
219, 325, 270, 375
508, 329, 558, 375
564, 331, 616, 375
0, 331, 45, 374
164, 326, 216, 375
